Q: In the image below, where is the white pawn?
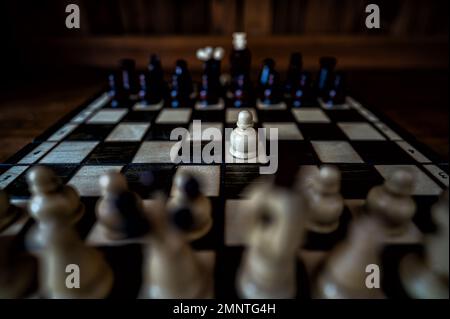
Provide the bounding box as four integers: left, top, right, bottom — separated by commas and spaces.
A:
40, 224, 114, 298
366, 169, 416, 236
232, 32, 247, 50
25, 166, 84, 251
237, 182, 304, 298
230, 110, 258, 159
304, 165, 344, 233
141, 198, 213, 298
167, 172, 212, 241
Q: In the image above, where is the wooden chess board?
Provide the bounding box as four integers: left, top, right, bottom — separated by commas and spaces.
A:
0, 88, 448, 298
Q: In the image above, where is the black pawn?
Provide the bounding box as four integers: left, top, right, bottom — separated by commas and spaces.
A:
315, 56, 337, 97
107, 73, 124, 108
139, 54, 166, 105
322, 71, 346, 105
169, 59, 193, 108
119, 58, 139, 96
285, 52, 303, 95
198, 59, 221, 106
291, 71, 312, 107
258, 58, 282, 105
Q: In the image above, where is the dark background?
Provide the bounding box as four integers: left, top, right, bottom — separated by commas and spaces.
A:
0, 0, 448, 161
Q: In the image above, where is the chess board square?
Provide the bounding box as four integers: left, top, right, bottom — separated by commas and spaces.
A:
258, 110, 294, 122
262, 123, 303, 140
123, 164, 176, 198
318, 98, 350, 110
194, 98, 225, 110
68, 165, 123, 197
170, 165, 221, 197
4, 164, 79, 198
224, 140, 268, 164
224, 164, 267, 198
351, 141, 415, 164
47, 123, 78, 142
106, 123, 150, 142
66, 124, 115, 141
270, 141, 318, 164
338, 122, 386, 141
155, 109, 191, 124
423, 164, 449, 187
299, 123, 347, 140
395, 141, 432, 163
375, 165, 443, 196
85, 92, 111, 111
191, 109, 224, 122
0, 166, 29, 190
144, 124, 189, 140
312, 141, 364, 163
191, 141, 223, 164
226, 108, 258, 124
122, 111, 158, 122
133, 141, 182, 164
188, 122, 223, 141
85, 142, 140, 165
256, 100, 287, 110
40, 141, 99, 164
324, 109, 367, 122
87, 109, 128, 124
336, 164, 384, 199
291, 108, 331, 123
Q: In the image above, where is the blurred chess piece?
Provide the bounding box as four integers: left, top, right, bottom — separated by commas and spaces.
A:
229, 32, 253, 108
229, 110, 258, 160
169, 59, 193, 108
304, 166, 344, 234
0, 236, 37, 298
237, 174, 304, 298
366, 169, 416, 237
322, 71, 346, 105
315, 56, 337, 97
139, 54, 166, 105
141, 196, 213, 298
257, 58, 283, 106
399, 190, 449, 298
25, 166, 84, 251
197, 47, 224, 107
40, 224, 113, 298
167, 172, 212, 241
314, 217, 385, 298
0, 189, 22, 231
96, 171, 150, 240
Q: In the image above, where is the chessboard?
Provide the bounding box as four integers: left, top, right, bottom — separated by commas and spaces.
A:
0, 44, 448, 299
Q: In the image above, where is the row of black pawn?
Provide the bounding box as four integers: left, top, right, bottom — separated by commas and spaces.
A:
107, 53, 346, 109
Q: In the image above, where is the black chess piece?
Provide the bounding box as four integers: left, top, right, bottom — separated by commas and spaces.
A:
169, 59, 193, 108
315, 56, 337, 97
291, 71, 313, 107
285, 52, 303, 95
139, 54, 166, 105
322, 71, 346, 105
229, 33, 253, 108
119, 58, 139, 97
258, 58, 282, 105
198, 51, 222, 106
107, 73, 124, 108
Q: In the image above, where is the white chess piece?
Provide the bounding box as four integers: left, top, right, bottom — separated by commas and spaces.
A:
213, 47, 225, 60
230, 110, 258, 159
232, 32, 247, 50
304, 165, 344, 233
366, 169, 416, 236
167, 172, 212, 241
141, 197, 213, 299
237, 182, 304, 298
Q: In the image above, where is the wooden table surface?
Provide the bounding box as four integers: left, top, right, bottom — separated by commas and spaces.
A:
0, 68, 448, 162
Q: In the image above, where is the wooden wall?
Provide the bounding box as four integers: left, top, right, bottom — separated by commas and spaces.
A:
2, 0, 448, 71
